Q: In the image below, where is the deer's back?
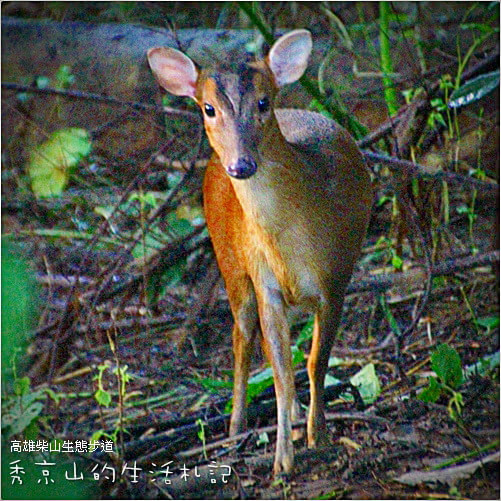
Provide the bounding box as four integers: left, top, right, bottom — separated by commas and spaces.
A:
275, 108, 347, 147
274, 108, 371, 206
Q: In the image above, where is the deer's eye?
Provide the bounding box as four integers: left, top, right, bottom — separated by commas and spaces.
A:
204, 103, 216, 117
258, 97, 270, 113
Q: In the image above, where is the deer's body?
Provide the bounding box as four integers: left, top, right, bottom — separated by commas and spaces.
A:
205, 107, 369, 312
148, 30, 372, 475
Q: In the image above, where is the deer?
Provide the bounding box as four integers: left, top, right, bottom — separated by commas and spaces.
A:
147, 29, 372, 475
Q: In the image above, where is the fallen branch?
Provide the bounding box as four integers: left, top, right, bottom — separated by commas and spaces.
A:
176, 411, 389, 460
347, 250, 499, 295
395, 451, 500, 487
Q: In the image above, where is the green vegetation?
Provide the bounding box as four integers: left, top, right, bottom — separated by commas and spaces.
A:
378, 1, 399, 116
419, 343, 499, 420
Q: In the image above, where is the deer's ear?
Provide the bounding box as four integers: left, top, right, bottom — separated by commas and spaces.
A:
267, 29, 312, 87
147, 47, 198, 98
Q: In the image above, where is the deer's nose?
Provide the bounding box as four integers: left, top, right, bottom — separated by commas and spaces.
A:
227, 157, 258, 179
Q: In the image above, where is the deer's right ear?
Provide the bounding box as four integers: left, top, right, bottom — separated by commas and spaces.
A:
147, 47, 198, 98
267, 29, 312, 87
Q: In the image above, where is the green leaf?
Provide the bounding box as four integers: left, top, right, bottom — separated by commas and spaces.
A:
291, 345, 305, 366
90, 430, 108, 442
1, 241, 39, 375
429, 110, 447, 128
28, 128, 91, 197
476, 316, 500, 330
256, 432, 270, 446
36, 76, 50, 89
449, 70, 500, 109
325, 373, 342, 387
380, 295, 402, 336
430, 97, 446, 109
132, 213, 193, 261
248, 367, 274, 399
23, 419, 40, 440
245, 347, 305, 402
439, 77, 454, 91
349, 363, 382, 405
167, 212, 193, 238
2, 399, 44, 438
18, 390, 46, 408
55, 65, 75, 88
131, 226, 166, 259
128, 191, 159, 209
197, 378, 233, 393
328, 356, 347, 367
296, 317, 314, 347
391, 253, 404, 270
431, 343, 463, 389
417, 375, 443, 402
94, 388, 112, 407
159, 260, 186, 287
14, 376, 31, 396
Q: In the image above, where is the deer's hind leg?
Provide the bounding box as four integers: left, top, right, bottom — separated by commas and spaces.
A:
307, 297, 344, 448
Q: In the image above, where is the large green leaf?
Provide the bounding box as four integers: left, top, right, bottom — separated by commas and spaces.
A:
431, 343, 463, 389
296, 317, 314, 347
349, 363, 382, 405
28, 128, 91, 197
448, 70, 500, 109
2, 400, 44, 437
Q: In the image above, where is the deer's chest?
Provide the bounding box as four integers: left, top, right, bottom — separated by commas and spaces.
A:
232, 170, 325, 311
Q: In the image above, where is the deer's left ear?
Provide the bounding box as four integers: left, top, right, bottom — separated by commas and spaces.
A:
267, 29, 312, 87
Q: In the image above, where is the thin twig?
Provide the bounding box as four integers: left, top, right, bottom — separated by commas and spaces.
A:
364, 151, 499, 191
1, 82, 198, 119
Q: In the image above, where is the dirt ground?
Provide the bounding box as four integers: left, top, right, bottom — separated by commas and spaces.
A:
29, 204, 498, 499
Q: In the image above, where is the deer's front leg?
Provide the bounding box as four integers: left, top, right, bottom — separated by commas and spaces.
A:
229, 280, 259, 436
254, 270, 295, 475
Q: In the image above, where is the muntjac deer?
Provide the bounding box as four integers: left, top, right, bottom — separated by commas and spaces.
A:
148, 29, 372, 475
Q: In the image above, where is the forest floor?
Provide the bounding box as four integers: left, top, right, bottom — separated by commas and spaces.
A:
16, 201, 498, 500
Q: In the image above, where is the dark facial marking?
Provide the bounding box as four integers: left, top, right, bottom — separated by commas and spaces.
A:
237, 63, 258, 100
209, 73, 234, 113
